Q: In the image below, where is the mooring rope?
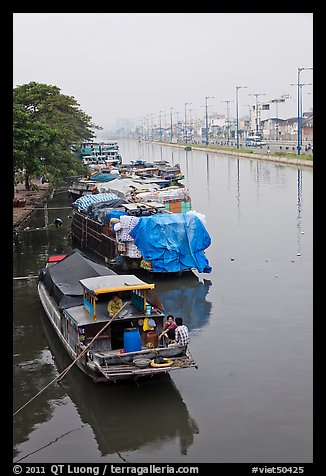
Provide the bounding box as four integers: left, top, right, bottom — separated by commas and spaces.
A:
13, 302, 129, 416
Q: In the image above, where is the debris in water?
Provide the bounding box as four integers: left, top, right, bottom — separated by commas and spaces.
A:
54, 218, 63, 227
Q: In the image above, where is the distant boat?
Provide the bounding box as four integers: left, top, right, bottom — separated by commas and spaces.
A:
69, 157, 186, 200
119, 160, 185, 187
68, 169, 121, 200
80, 140, 123, 166
38, 250, 197, 383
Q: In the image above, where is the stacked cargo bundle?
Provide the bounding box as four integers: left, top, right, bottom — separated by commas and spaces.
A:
135, 187, 191, 213
72, 192, 120, 212
71, 190, 212, 274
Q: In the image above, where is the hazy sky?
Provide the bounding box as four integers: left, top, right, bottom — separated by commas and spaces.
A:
13, 13, 313, 131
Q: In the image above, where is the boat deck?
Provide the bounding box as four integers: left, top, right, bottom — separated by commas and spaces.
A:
93, 356, 197, 380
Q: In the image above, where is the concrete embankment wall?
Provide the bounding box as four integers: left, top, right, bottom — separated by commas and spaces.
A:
160, 142, 313, 168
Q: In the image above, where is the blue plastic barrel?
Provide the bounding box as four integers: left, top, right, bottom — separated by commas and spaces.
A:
124, 328, 141, 353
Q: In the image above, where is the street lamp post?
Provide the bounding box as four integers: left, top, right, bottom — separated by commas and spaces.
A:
244, 104, 252, 138
170, 107, 174, 143
270, 95, 290, 141
194, 111, 199, 143
296, 67, 313, 155
159, 111, 163, 142
146, 115, 149, 141
176, 111, 180, 142
184, 102, 192, 143
205, 96, 214, 145
221, 100, 234, 145
236, 86, 247, 149
162, 112, 167, 142
296, 68, 313, 154
299, 83, 312, 147
150, 113, 154, 141
275, 101, 280, 142
249, 93, 266, 135
291, 76, 312, 154
189, 109, 193, 143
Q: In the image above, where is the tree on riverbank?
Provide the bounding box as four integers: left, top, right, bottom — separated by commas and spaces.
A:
13, 82, 102, 191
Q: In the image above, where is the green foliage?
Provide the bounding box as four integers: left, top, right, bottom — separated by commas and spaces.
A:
13, 82, 102, 189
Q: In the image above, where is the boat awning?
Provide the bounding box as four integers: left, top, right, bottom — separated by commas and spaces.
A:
80, 275, 155, 295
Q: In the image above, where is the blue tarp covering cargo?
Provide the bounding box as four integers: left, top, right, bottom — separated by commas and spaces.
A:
129, 213, 212, 273
72, 193, 119, 212
89, 172, 120, 182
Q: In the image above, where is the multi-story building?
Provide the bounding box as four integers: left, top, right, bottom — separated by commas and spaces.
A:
261, 112, 313, 142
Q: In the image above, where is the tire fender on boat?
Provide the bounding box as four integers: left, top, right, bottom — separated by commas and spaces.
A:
150, 358, 173, 368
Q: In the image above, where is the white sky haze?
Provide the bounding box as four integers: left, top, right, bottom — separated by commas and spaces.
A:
13, 12, 313, 131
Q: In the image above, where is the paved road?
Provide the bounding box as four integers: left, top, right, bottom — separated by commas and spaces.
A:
246, 142, 313, 155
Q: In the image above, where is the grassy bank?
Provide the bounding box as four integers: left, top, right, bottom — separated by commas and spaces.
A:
150, 141, 313, 168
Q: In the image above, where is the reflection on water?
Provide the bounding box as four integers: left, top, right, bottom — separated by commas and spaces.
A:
13, 183, 201, 460
15, 311, 199, 460
13, 141, 313, 463
226, 157, 241, 217
236, 158, 240, 217
154, 274, 212, 332
297, 169, 303, 256
13, 283, 67, 460
205, 154, 210, 201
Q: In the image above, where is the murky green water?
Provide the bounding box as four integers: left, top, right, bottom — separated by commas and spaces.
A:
13, 140, 313, 463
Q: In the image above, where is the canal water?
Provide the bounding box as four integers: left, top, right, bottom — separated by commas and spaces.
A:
13, 140, 313, 464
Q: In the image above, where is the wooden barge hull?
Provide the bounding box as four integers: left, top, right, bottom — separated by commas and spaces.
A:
70, 209, 194, 273
70, 202, 212, 275
71, 209, 122, 266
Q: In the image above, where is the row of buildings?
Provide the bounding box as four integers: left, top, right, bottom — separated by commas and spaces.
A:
114, 109, 313, 144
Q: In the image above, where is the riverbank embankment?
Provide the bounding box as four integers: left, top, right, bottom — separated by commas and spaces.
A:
13, 144, 312, 229
13, 180, 52, 229
158, 142, 313, 168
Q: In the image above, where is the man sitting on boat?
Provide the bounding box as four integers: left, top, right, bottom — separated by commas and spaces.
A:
107, 295, 123, 317
174, 317, 190, 350
158, 315, 177, 343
